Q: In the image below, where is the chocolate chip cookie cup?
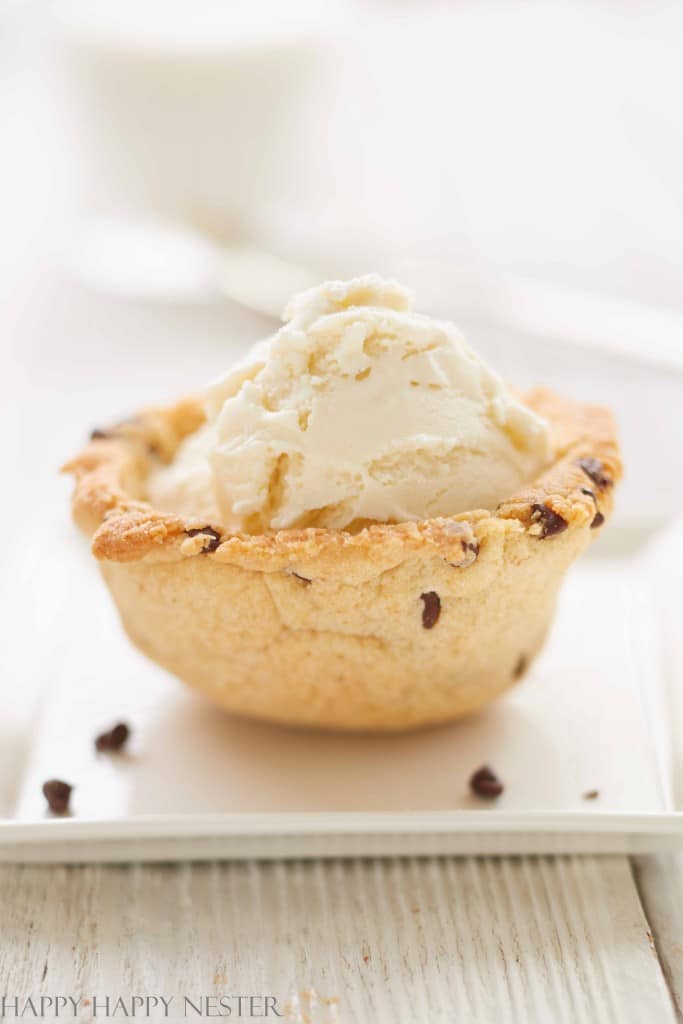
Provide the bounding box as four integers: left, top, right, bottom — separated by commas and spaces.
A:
64, 389, 620, 732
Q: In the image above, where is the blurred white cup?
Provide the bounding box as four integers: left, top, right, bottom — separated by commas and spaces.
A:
51, 0, 334, 241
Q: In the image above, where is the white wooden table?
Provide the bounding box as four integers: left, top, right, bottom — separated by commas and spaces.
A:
1, 856, 681, 1022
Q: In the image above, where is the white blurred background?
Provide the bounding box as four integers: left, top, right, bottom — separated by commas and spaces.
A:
2, 1, 683, 557
3, 0, 683, 523
1, 0, 683, 807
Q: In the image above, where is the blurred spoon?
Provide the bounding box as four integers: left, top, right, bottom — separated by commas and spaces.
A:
63, 217, 318, 318
64, 218, 683, 372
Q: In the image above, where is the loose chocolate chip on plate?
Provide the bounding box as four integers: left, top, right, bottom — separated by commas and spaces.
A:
513, 654, 528, 679
95, 722, 131, 753
577, 457, 612, 490
42, 779, 73, 816
420, 591, 441, 629
582, 789, 600, 800
531, 503, 568, 539
590, 511, 605, 530
469, 765, 504, 799
185, 526, 222, 552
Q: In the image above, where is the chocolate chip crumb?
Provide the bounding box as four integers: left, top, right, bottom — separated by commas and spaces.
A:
420, 591, 441, 629
462, 539, 480, 557
469, 765, 504, 799
513, 654, 528, 679
530, 503, 568, 539
89, 428, 112, 441
42, 779, 73, 816
580, 487, 597, 504
185, 527, 221, 553
577, 457, 612, 490
582, 789, 600, 801
95, 722, 131, 753
590, 511, 605, 530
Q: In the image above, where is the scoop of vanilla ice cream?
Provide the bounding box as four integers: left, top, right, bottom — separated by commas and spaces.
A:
148, 276, 551, 532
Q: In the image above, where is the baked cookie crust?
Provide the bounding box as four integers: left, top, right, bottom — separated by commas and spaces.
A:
63, 388, 621, 730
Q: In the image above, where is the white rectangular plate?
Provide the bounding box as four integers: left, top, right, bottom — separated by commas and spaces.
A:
1, 523, 681, 860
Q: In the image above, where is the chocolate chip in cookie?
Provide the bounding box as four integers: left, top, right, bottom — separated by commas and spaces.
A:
185, 527, 222, 553
447, 538, 479, 569
420, 591, 441, 629
530, 504, 568, 539
580, 488, 605, 529
513, 654, 528, 679
577, 457, 612, 490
